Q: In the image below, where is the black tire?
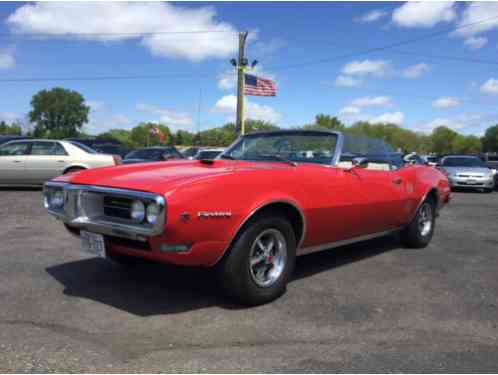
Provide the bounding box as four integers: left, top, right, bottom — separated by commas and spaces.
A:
216, 214, 296, 306
483, 188, 494, 193
401, 197, 436, 248
63, 167, 85, 175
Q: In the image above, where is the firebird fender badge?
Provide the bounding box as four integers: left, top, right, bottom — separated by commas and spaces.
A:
197, 211, 232, 219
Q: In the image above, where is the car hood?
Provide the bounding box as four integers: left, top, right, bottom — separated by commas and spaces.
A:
60, 159, 291, 194
441, 166, 491, 175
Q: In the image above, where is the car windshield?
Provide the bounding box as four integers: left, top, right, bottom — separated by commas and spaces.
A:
126, 148, 165, 160
69, 141, 98, 154
442, 157, 486, 167
221, 131, 338, 165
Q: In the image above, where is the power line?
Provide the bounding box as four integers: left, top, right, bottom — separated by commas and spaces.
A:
268, 14, 498, 71
387, 50, 498, 67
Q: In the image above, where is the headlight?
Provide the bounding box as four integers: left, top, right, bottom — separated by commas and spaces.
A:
44, 188, 64, 209
146, 202, 160, 224
130, 200, 145, 222
492, 169, 497, 176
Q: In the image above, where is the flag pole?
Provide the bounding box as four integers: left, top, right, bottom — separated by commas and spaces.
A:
236, 31, 248, 136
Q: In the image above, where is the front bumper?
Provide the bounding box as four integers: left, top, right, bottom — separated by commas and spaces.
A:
44, 182, 166, 241
448, 176, 495, 189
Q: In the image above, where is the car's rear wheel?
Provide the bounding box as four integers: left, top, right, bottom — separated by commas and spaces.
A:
401, 197, 436, 248
217, 214, 296, 306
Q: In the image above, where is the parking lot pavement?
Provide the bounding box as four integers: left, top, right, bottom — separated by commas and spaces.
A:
1, 188, 498, 372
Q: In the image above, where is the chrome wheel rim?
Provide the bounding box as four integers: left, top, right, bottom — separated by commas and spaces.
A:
249, 228, 287, 288
418, 203, 433, 237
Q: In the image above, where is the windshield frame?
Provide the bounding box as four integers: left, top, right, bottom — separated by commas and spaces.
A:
219, 130, 343, 166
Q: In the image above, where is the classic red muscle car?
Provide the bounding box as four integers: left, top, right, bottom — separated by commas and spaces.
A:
44, 130, 450, 305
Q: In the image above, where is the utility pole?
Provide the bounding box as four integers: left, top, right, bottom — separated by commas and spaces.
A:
235, 31, 249, 136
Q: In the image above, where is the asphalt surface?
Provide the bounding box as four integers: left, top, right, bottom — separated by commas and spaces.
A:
1, 188, 498, 372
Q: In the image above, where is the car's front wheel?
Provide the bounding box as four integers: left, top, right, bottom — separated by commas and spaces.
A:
217, 214, 296, 306
401, 197, 436, 248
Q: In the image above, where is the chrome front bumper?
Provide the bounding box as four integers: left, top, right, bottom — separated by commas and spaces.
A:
44, 182, 166, 241
449, 176, 495, 188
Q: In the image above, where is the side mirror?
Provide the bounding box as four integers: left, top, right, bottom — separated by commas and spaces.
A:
352, 157, 369, 169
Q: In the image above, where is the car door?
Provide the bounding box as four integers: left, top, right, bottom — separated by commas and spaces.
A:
0, 141, 31, 184
25, 141, 70, 184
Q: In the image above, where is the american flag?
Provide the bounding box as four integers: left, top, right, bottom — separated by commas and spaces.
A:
244, 74, 277, 96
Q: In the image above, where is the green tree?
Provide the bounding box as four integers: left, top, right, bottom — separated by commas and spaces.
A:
0, 120, 22, 135
29, 87, 90, 138
431, 126, 459, 155
97, 129, 134, 149
482, 124, 498, 153
452, 134, 481, 154
130, 123, 173, 148
303, 114, 345, 131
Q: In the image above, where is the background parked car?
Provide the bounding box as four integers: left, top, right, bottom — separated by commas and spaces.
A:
65, 138, 130, 158
0, 139, 121, 186
481, 153, 498, 187
422, 155, 440, 166
122, 146, 184, 164
0, 135, 31, 145
438, 155, 495, 192
403, 152, 428, 165
194, 148, 225, 160
181, 146, 201, 159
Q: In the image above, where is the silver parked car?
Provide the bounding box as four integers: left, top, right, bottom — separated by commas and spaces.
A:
0, 139, 121, 186
438, 155, 496, 192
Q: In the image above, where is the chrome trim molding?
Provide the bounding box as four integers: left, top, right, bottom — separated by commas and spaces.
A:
297, 228, 400, 256
44, 181, 166, 240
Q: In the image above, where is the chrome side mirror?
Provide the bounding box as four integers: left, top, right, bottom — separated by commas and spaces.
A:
352, 157, 369, 169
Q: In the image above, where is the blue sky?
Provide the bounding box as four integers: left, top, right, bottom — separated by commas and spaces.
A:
1, 1, 498, 136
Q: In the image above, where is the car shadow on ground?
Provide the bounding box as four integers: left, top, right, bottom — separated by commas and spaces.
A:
0, 186, 42, 191
46, 235, 401, 315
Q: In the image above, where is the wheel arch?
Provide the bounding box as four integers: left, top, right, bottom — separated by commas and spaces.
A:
62, 164, 89, 174
213, 199, 306, 266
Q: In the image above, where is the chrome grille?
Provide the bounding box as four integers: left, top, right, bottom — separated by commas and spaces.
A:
103, 196, 133, 220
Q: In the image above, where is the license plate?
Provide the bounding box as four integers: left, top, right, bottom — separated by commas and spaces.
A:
466, 179, 478, 185
81, 231, 106, 258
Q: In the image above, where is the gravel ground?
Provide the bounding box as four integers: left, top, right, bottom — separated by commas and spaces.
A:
0, 188, 497, 372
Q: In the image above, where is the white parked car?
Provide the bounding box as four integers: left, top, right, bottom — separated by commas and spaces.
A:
0, 139, 121, 186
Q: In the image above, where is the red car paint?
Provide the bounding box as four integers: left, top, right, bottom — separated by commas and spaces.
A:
53, 157, 450, 267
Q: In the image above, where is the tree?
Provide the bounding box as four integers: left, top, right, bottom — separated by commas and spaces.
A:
0, 120, 22, 135
29, 87, 90, 139
130, 123, 173, 148
452, 134, 481, 154
431, 126, 458, 155
303, 114, 345, 131
482, 124, 498, 153
97, 129, 134, 149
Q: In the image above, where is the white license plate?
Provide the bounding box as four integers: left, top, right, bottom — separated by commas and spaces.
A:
466, 179, 478, 185
80, 231, 106, 258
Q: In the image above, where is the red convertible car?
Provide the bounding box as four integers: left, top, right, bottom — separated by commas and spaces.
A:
44, 130, 450, 305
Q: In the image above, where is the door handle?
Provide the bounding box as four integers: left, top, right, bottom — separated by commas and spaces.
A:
12, 160, 22, 163
57, 160, 65, 163
392, 177, 403, 185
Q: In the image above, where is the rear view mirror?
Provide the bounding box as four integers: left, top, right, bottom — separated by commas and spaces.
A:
352, 157, 369, 169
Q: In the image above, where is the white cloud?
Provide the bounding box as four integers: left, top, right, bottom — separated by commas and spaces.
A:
454, 2, 498, 38
392, 2, 457, 28
86, 100, 105, 112
137, 103, 193, 127
480, 78, 498, 95
0, 49, 15, 70
341, 59, 390, 77
402, 63, 429, 79
420, 118, 464, 131
251, 38, 286, 56
354, 9, 388, 23
351, 96, 392, 108
7, 2, 237, 62
334, 75, 362, 87
0, 112, 20, 122
464, 36, 487, 50
211, 94, 281, 123
371, 111, 404, 125
339, 106, 361, 116
432, 96, 461, 109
